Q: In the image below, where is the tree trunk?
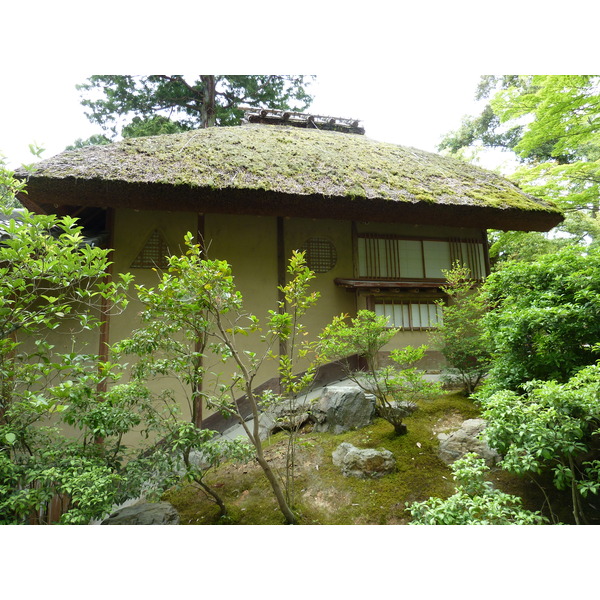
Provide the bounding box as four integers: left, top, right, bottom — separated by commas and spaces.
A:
200, 76, 216, 128
196, 478, 228, 518
393, 422, 408, 436
255, 452, 298, 524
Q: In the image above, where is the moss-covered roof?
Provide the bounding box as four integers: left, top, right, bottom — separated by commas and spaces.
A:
17, 124, 563, 231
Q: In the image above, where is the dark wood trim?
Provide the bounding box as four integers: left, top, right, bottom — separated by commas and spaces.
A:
335, 278, 448, 290
481, 229, 492, 276
193, 212, 205, 427
358, 232, 493, 243
351, 221, 358, 279
97, 207, 114, 394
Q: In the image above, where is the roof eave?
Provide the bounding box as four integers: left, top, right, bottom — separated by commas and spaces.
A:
17, 177, 564, 233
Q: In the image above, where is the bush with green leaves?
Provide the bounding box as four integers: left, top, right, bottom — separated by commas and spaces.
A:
0, 169, 155, 522
481, 245, 600, 394
406, 453, 549, 525
478, 361, 600, 525
319, 310, 441, 435
428, 263, 490, 395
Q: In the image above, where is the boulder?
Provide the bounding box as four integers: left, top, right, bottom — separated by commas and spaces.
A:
312, 386, 376, 434
437, 418, 501, 466
101, 501, 180, 525
267, 395, 314, 433
332, 442, 396, 479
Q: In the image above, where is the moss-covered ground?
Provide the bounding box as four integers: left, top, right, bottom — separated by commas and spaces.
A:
162, 391, 582, 525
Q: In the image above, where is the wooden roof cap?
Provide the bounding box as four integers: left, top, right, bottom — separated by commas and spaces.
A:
241, 107, 365, 135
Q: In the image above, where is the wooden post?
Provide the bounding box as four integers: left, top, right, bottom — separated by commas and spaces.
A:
97, 207, 115, 394
481, 229, 492, 277
277, 217, 287, 363
194, 213, 205, 428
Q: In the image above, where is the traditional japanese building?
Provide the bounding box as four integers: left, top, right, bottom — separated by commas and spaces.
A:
15, 108, 563, 424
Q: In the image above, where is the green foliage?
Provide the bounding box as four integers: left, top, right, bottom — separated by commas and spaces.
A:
0, 163, 158, 523
64, 134, 112, 151
440, 75, 600, 260
489, 75, 600, 218
117, 234, 319, 524
481, 245, 600, 393
1, 145, 44, 208
478, 363, 600, 524
114, 235, 258, 517
489, 212, 600, 265
122, 115, 190, 138
407, 453, 549, 525
320, 310, 397, 372
428, 263, 490, 394
76, 75, 315, 136
319, 310, 441, 435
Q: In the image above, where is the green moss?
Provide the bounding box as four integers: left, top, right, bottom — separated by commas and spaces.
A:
23, 125, 562, 217
163, 391, 486, 525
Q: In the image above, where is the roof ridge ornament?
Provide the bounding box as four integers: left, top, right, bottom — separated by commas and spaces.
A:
241, 107, 365, 135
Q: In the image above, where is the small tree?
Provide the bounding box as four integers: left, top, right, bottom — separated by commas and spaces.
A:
117, 235, 319, 524
407, 453, 549, 525
319, 310, 441, 435
429, 263, 490, 395
113, 241, 255, 519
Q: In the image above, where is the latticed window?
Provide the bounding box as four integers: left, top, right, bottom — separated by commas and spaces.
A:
357, 235, 486, 280
131, 229, 171, 269
299, 237, 337, 273
372, 298, 443, 330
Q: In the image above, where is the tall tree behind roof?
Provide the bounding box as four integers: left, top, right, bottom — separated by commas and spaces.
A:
438, 75, 600, 215
438, 75, 600, 261
76, 75, 315, 137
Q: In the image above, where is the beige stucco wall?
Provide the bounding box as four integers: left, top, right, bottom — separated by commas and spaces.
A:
106, 212, 481, 421
283, 216, 356, 363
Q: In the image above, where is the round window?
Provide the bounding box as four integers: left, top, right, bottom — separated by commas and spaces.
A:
299, 237, 337, 273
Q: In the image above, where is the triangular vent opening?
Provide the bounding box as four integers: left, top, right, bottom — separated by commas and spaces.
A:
131, 229, 171, 269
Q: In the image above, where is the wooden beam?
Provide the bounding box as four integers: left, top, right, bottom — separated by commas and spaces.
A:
334, 278, 448, 289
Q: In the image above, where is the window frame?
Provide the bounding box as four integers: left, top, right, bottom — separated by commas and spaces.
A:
366, 295, 446, 331
356, 233, 487, 282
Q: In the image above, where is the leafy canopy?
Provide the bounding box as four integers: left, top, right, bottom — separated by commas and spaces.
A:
0, 165, 153, 524
76, 75, 315, 138
440, 75, 600, 262
407, 452, 549, 525
319, 311, 441, 435
481, 245, 600, 393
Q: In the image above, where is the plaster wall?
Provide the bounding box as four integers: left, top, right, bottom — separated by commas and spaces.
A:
107, 212, 465, 421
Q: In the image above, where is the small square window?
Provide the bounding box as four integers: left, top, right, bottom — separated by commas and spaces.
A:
372, 298, 443, 330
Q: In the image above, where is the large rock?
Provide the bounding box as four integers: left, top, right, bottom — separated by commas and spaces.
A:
101, 501, 180, 525
437, 418, 501, 466
312, 386, 376, 434
266, 395, 314, 434
332, 442, 396, 479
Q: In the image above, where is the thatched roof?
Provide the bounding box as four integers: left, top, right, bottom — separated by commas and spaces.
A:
16, 124, 563, 231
